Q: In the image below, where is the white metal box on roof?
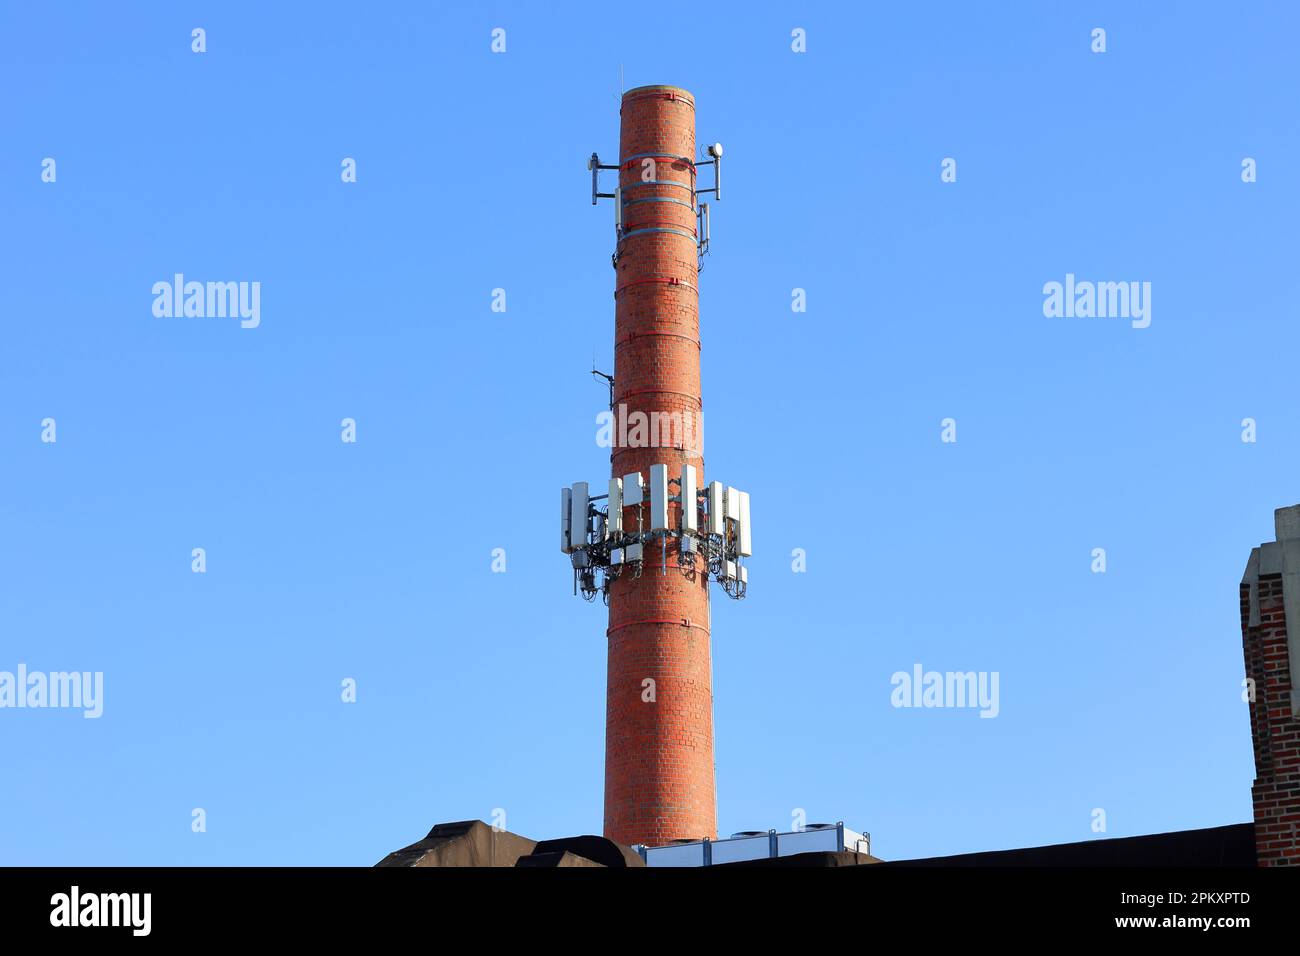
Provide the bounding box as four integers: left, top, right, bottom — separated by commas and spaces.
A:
636, 823, 870, 867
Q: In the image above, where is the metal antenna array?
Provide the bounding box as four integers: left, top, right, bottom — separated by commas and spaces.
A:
561, 466, 751, 603
572, 129, 743, 604
588, 141, 723, 268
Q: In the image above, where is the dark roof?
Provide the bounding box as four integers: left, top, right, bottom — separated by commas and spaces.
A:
378, 820, 1256, 867
375, 820, 537, 868
874, 823, 1256, 867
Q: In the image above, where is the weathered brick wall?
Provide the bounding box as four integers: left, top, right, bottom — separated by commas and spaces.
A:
604, 85, 717, 847
1242, 573, 1300, 865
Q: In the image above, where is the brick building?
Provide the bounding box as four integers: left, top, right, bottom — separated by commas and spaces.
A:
1240, 504, 1300, 866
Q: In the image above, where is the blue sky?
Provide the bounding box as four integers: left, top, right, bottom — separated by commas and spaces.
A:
2, 1, 1296, 865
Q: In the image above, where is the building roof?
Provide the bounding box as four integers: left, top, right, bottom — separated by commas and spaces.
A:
378, 820, 1255, 868
873, 823, 1255, 868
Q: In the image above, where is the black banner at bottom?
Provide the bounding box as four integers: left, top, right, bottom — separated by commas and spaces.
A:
0, 865, 1282, 941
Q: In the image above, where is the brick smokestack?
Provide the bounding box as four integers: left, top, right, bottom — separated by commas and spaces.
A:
604, 85, 716, 846
1241, 504, 1300, 865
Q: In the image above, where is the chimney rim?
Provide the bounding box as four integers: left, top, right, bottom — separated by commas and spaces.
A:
622, 84, 695, 102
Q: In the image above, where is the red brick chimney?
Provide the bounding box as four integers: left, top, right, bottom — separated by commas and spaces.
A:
1240, 504, 1300, 865
604, 85, 716, 847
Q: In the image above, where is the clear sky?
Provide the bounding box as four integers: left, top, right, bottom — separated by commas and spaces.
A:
2, 1, 1296, 865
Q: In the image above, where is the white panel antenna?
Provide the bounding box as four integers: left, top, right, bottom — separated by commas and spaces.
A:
649, 464, 669, 531
607, 477, 623, 538
737, 490, 751, 557
623, 471, 644, 507
707, 482, 724, 535
561, 486, 573, 553
680, 464, 698, 532
569, 481, 589, 551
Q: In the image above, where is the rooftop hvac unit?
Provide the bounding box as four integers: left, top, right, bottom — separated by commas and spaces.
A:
638, 821, 866, 867
649, 464, 669, 531
568, 481, 588, 552
842, 827, 871, 856
707, 482, 724, 535
560, 486, 573, 553
607, 477, 623, 538
680, 464, 698, 532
